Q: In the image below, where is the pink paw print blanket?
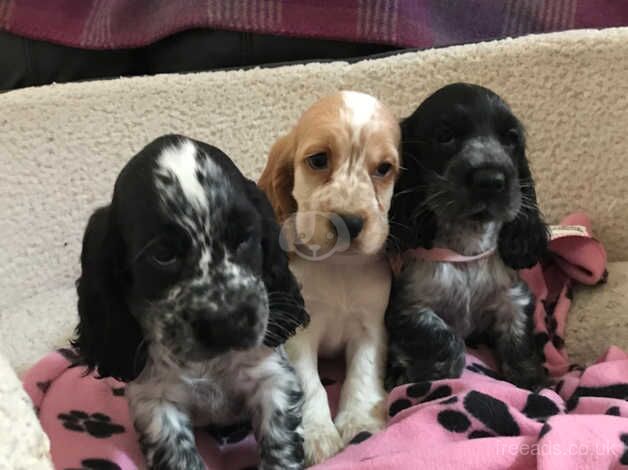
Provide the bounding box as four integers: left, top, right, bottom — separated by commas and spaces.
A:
24, 213, 627, 470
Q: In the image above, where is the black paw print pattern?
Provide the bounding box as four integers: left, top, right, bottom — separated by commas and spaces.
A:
538, 422, 551, 438
566, 384, 628, 412
620, 433, 628, 465
521, 393, 561, 422
389, 381, 455, 417
436, 390, 521, 439
542, 299, 565, 350
66, 458, 122, 470
607, 406, 621, 416
58, 410, 125, 438
205, 422, 252, 445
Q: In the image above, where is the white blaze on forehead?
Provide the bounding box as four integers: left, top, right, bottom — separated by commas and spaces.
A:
341, 91, 380, 129
158, 139, 207, 207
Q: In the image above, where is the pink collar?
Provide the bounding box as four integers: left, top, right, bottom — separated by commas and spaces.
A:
406, 246, 496, 263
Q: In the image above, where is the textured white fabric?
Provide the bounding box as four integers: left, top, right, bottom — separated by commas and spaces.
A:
0, 354, 52, 470
1, 28, 627, 467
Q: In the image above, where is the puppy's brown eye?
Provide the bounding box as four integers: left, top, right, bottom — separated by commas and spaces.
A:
374, 162, 393, 177
306, 153, 328, 170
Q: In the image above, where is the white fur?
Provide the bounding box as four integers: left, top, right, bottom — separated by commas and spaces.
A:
341, 91, 379, 131
158, 139, 209, 208
286, 253, 390, 464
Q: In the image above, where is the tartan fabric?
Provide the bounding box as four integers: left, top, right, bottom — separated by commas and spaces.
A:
0, 0, 627, 50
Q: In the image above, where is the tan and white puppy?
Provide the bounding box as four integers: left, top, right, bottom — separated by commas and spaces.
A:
259, 91, 400, 465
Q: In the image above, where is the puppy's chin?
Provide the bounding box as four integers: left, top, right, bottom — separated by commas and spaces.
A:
445, 195, 521, 225
352, 228, 388, 255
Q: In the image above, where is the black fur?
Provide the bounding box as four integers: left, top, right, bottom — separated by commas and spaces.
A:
389, 82, 549, 266
386, 83, 548, 390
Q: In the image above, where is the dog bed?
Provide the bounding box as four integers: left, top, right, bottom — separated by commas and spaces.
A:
22, 212, 622, 469
1, 27, 628, 467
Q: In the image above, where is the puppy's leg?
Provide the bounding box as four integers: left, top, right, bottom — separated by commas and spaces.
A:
248, 351, 305, 470
385, 306, 465, 390
492, 282, 547, 390
286, 333, 343, 465
334, 325, 387, 444
129, 395, 204, 470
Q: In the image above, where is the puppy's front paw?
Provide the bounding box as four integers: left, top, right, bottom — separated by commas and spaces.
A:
303, 418, 343, 466
335, 402, 386, 445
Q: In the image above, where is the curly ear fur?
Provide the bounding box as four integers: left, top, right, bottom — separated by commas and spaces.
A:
258, 133, 297, 223
244, 180, 309, 347
71, 206, 146, 382
387, 120, 438, 255
498, 148, 549, 269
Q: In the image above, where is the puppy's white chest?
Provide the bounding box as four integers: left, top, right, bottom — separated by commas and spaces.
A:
290, 254, 391, 356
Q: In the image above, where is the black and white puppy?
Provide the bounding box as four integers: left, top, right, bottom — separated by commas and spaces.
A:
72, 135, 309, 470
386, 83, 549, 390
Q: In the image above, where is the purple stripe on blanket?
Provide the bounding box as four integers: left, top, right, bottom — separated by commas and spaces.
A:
1, 0, 627, 50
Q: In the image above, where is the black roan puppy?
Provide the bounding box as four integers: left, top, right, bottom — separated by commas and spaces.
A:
385, 83, 549, 390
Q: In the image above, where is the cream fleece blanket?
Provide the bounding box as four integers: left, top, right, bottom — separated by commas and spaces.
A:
1, 27, 627, 468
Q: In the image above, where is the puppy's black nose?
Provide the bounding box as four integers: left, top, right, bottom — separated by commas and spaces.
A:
470, 168, 507, 194
338, 214, 364, 239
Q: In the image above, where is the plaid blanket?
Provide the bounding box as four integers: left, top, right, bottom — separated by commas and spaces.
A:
1, 0, 627, 50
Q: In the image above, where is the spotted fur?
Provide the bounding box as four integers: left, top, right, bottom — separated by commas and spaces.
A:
72, 135, 308, 469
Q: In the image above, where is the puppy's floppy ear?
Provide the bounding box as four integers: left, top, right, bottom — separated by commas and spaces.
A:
387, 119, 438, 255
245, 180, 309, 347
71, 206, 146, 382
498, 137, 549, 269
258, 132, 297, 222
